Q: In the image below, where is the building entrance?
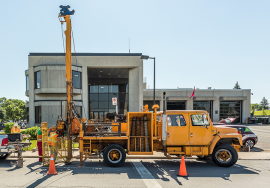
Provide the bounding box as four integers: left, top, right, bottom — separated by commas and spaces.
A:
88, 68, 129, 121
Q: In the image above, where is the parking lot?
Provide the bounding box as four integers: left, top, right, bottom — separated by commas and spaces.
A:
0, 124, 269, 188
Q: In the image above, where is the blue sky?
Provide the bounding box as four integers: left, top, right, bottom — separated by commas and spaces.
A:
0, 0, 269, 104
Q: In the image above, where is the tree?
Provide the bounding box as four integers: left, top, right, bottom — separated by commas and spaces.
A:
233, 81, 241, 89
1, 99, 26, 122
260, 97, 269, 110
0, 106, 5, 122
0, 97, 7, 106
251, 103, 260, 111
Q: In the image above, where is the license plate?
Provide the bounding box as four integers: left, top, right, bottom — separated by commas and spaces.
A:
0, 149, 8, 153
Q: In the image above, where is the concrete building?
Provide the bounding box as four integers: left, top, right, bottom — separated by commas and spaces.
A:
25, 53, 251, 127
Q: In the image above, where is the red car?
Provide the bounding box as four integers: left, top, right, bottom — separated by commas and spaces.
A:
215, 125, 258, 148
218, 118, 236, 124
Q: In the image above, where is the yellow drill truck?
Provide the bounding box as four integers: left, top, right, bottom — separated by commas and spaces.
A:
75, 107, 242, 168
46, 6, 242, 168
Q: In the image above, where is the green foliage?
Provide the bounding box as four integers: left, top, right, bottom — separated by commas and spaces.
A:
23, 126, 40, 140
1, 99, 26, 122
3, 122, 20, 134
0, 97, 7, 106
260, 97, 269, 110
0, 106, 5, 122
233, 81, 241, 89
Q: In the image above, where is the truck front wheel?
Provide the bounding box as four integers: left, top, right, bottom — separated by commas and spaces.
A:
212, 144, 238, 167
103, 144, 126, 167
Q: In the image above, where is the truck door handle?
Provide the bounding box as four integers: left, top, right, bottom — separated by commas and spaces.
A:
191, 133, 193, 137
167, 133, 170, 137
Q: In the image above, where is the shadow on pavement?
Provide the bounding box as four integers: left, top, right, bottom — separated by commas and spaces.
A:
250, 147, 264, 152
142, 159, 260, 185
1, 158, 261, 187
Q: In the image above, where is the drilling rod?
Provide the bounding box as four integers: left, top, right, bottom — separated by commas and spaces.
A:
59, 5, 75, 162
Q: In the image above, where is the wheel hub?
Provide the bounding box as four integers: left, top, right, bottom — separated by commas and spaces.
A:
109, 150, 120, 161
215, 149, 232, 163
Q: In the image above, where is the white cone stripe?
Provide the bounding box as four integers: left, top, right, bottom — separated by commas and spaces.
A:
50, 157, 54, 160
132, 159, 162, 188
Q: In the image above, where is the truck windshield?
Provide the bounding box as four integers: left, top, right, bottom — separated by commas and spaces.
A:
191, 114, 209, 126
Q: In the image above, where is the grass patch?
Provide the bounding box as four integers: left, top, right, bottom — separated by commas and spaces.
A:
252, 110, 270, 116
23, 140, 37, 151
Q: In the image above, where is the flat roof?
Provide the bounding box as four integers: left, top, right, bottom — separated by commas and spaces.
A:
29, 53, 142, 56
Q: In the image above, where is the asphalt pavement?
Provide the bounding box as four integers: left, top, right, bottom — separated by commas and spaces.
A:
0, 124, 269, 188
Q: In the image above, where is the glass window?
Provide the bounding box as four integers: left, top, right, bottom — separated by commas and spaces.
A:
26, 75, 29, 91
90, 85, 99, 93
244, 127, 251, 132
90, 94, 98, 102
109, 84, 118, 93
72, 71, 82, 89
75, 106, 82, 118
167, 115, 186, 126
193, 101, 212, 119
35, 106, 41, 124
34, 71, 41, 89
26, 107, 29, 123
191, 114, 209, 126
99, 101, 108, 109
90, 102, 98, 109
99, 94, 108, 102
99, 85, 108, 93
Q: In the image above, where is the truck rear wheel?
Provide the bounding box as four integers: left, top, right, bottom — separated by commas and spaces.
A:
212, 144, 238, 167
103, 144, 126, 167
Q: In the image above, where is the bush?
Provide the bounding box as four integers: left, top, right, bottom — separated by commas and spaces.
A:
23, 126, 40, 140
4, 123, 21, 133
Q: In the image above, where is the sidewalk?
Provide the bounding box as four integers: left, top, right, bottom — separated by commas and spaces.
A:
9, 150, 270, 160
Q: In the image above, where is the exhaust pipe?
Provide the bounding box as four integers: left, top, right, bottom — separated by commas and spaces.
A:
162, 92, 167, 156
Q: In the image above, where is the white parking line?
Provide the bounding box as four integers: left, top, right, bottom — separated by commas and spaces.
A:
132, 159, 162, 188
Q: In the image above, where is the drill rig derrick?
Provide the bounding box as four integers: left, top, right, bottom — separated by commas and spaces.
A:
57, 5, 79, 162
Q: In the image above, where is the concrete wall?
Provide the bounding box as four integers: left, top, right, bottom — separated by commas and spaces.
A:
143, 88, 251, 123
26, 53, 143, 127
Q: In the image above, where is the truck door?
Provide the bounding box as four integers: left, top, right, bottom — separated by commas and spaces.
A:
189, 113, 212, 145
166, 114, 189, 146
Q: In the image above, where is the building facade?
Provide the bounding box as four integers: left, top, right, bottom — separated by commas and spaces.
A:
25, 53, 251, 127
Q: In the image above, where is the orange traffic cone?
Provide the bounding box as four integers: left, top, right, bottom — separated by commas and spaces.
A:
177, 156, 188, 177
47, 155, 58, 175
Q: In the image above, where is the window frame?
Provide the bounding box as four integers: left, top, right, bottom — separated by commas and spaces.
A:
167, 114, 186, 126
190, 114, 209, 126
72, 70, 82, 89
34, 71, 41, 89
35, 106, 41, 124
26, 75, 29, 91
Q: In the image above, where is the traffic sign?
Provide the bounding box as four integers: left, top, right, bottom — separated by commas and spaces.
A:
112, 97, 117, 105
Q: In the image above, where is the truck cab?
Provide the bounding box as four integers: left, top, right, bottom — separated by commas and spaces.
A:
155, 110, 242, 167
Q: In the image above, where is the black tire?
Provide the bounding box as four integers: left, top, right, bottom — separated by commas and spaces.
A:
0, 153, 11, 159
103, 144, 126, 167
245, 139, 255, 148
212, 144, 238, 167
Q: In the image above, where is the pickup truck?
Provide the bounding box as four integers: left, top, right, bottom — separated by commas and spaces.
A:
0, 134, 11, 159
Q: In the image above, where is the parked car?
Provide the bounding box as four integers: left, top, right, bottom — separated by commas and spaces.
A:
213, 118, 237, 125
0, 134, 11, 159
0, 123, 5, 131
215, 125, 258, 148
